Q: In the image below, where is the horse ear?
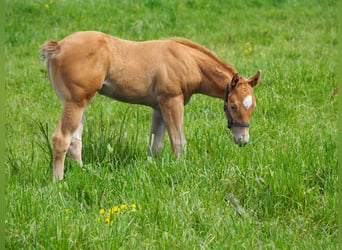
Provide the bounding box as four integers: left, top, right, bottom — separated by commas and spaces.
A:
248, 70, 261, 87
231, 73, 240, 89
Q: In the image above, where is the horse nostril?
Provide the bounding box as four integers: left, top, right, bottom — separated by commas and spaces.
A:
236, 137, 248, 147
234, 133, 249, 146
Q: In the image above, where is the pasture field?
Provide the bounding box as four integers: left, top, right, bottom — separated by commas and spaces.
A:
5, 0, 337, 249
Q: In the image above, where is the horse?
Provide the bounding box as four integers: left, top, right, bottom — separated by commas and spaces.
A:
40, 31, 261, 181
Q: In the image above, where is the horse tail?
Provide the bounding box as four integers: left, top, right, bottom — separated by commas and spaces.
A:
40, 40, 60, 59
40, 40, 61, 84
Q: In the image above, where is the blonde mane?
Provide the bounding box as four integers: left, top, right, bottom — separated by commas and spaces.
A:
170, 38, 237, 75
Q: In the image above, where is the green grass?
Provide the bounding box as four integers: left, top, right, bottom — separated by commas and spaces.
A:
5, 0, 337, 249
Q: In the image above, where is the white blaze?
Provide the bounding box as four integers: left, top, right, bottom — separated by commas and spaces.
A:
243, 95, 253, 109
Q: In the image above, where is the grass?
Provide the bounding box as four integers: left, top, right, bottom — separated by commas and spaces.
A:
5, 0, 337, 249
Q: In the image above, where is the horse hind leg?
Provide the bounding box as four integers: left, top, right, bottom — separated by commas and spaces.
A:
67, 113, 84, 165
52, 102, 85, 181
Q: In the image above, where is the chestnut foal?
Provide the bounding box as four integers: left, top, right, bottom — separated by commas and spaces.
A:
41, 31, 261, 181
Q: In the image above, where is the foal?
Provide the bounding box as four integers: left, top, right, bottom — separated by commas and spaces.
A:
40, 31, 261, 181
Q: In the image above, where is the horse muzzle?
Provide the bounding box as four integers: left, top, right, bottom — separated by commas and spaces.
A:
233, 127, 250, 146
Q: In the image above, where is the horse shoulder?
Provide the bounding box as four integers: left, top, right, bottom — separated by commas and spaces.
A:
165, 41, 202, 96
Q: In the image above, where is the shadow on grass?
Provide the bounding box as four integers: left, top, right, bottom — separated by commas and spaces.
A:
81, 107, 146, 171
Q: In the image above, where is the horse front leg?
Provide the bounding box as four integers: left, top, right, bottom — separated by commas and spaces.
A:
52, 102, 85, 181
148, 109, 166, 156
158, 95, 186, 156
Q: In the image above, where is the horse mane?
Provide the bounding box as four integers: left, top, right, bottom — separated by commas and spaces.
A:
170, 38, 237, 75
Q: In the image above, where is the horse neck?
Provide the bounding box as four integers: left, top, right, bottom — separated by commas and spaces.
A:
197, 62, 236, 100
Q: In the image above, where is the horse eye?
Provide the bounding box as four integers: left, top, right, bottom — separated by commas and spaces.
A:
231, 104, 237, 111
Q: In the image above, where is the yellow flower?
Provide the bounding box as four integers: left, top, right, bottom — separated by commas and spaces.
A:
105, 217, 110, 224
99, 209, 105, 215
130, 204, 137, 211
121, 204, 128, 210
111, 206, 119, 214
45, 3, 49, 8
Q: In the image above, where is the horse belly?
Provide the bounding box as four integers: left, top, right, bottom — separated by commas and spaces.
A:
98, 80, 158, 107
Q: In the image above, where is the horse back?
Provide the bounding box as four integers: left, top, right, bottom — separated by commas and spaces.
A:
41, 31, 202, 106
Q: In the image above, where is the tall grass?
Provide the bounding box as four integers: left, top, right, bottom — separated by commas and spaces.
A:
5, 0, 337, 249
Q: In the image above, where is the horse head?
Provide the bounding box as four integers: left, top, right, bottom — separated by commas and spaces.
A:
224, 70, 261, 146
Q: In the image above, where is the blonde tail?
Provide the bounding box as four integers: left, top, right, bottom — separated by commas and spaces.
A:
40, 40, 60, 59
